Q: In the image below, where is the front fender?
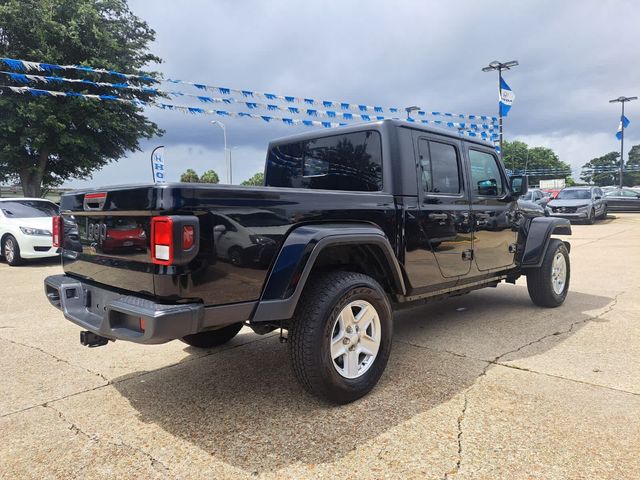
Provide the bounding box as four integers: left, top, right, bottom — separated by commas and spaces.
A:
520, 217, 571, 268
252, 223, 405, 323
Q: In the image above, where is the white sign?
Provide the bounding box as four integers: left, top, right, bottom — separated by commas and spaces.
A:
539, 178, 566, 189
151, 146, 166, 184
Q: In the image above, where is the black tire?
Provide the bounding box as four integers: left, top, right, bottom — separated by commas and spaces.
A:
181, 322, 243, 348
3, 235, 23, 266
585, 208, 595, 224
288, 271, 393, 404
526, 239, 570, 308
228, 247, 244, 267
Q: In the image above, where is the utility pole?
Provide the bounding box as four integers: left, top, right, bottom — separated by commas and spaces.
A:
482, 60, 519, 155
609, 96, 637, 188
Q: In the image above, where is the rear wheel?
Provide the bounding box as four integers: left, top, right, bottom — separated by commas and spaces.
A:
526, 239, 570, 307
181, 322, 243, 348
288, 271, 393, 404
3, 235, 22, 266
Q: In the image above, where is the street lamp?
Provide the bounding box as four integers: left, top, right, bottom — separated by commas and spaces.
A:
482, 60, 519, 154
210, 120, 229, 183
405, 106, 420, 120
609, 96, 638, 188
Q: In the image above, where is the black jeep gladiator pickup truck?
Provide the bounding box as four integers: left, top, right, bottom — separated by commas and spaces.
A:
45, 119, 571, 404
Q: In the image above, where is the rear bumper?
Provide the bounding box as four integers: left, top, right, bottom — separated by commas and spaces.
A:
44, 274, 255, 344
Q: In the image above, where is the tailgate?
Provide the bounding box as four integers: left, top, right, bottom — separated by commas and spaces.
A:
60, 187, 157, 296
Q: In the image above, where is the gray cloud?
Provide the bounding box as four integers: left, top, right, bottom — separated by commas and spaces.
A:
66, 0, 640, 186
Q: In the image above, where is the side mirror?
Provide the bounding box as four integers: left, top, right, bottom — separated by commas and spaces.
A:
509, 175, 528, 197
213, 224, 226, 233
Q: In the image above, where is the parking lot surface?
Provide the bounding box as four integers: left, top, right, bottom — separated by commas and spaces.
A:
1, 214, 639, 479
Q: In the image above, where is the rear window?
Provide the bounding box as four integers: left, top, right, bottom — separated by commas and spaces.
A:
265, 130, 383, 191
0, 200, 59, 218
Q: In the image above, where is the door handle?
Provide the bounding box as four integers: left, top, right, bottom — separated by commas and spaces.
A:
428, 213, 448, 221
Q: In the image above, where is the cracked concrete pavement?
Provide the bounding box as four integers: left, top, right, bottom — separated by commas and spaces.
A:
1, 214, 639, 479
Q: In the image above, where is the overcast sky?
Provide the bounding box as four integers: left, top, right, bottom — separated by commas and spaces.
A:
66, 0, 640, 187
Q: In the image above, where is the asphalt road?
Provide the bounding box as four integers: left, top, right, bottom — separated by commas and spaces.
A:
1, 214, 639, 479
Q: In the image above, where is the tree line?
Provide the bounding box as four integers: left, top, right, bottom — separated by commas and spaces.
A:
179, 169, 264, 186
503, 140, 640, 187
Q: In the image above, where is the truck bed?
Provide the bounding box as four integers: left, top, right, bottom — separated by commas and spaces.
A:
59, 183, 397, 305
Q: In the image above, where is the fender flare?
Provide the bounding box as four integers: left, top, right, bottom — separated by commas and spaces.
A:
520, 217, 572, 268
252, 223, 405, 323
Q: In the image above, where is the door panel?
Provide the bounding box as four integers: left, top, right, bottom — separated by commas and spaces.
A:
413, 135, 472, 281
466, 147, 518, 271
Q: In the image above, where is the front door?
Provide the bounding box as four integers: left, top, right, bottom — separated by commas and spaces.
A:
414, 134, 473, 280
466, 147, 518, 271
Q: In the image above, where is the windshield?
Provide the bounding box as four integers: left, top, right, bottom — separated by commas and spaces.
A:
556, 189, 590, 200
0, 200, 59, 218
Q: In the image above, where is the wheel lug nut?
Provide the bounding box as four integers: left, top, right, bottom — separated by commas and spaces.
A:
346, 326, 353, 334
342, 338, 350, 345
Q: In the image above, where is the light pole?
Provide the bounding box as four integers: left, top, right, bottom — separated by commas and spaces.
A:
405, 106, 420, 120
482, 60, 519, 155
210, 120, 229, 183
609, 96, 637, 188
228, 146, 240, 185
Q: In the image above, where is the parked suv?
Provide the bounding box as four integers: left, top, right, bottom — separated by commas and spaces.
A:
548, 187, 606, 224
44, 120, 572, 404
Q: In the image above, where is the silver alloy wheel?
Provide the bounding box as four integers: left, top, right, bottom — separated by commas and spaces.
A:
330, 300, 381, 379
551, 251, 567, 295
4, 238, 15, 263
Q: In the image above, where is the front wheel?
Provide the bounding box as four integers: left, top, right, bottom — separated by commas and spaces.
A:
526, 239, 570, 307
181, 322, 243, 348
585, 208, 595, 224
599, 205, 608, 219
3, 235, 22, 266
288, 271, 393, 404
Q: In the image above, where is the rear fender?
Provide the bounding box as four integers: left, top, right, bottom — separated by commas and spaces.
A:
252, 223, 405, 322
520, 217, 571, 268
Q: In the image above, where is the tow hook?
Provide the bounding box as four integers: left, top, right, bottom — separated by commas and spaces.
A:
80, 331, 109, 347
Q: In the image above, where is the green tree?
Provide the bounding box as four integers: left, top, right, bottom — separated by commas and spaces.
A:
0, 0, 162, 197
241, 171, 264, 186
625, 144, 640, 186
200, 169, 219, 184
180, 168, 199, 183
580, 152, 619, 186
502, 140, 572, 186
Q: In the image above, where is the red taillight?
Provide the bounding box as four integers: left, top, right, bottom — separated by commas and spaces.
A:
151, 216, 174, 265
52, 216, 62, 247
182, 225, 194, 250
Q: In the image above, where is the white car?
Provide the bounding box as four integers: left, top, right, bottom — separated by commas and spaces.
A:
0, 198, 60, 266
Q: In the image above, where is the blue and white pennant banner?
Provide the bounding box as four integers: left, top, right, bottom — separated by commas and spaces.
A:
1, 70, 500, 134
2, 84, 498, 142
0, 57, 497, 124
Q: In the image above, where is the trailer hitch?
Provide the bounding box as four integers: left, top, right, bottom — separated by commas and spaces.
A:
80, 331, 109, 347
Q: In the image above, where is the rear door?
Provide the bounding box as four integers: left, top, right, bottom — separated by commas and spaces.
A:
412, 132, 473, 281
466, 145, 518, 271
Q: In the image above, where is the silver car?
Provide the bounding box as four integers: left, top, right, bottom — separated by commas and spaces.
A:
547, 187, 607, 224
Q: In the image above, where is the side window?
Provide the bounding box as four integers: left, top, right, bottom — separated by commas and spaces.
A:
418, 139, 461, 194
469, 149, 505, 197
